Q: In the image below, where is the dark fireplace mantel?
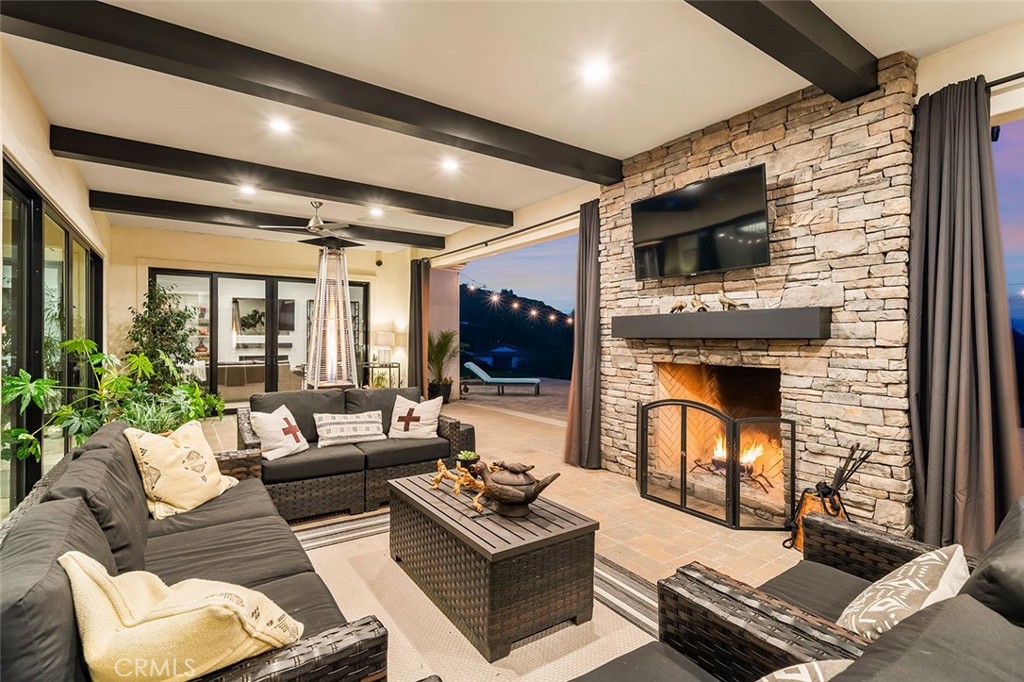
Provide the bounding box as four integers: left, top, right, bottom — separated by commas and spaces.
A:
611, 307, 831, 340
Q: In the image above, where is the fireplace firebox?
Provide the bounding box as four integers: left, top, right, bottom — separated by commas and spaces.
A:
636, 364, 796, 530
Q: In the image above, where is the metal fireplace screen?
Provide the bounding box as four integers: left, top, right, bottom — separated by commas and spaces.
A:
637, 399, 796, 530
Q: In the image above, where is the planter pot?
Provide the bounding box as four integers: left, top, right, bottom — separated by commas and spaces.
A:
456, 455, 480, 475
428, 383, 453, 404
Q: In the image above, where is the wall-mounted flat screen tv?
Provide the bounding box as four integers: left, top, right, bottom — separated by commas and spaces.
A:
631, 164, 769, 280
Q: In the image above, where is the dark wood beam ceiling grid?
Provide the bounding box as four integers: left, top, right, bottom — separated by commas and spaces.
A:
55, 127, 512, 228
89, 192, 448, 250
686, 0, 878, 102
1, 0, 623, 184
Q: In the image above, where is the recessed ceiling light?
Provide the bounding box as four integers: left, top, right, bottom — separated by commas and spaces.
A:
441, 158, 460, 172
369, 207, 384, 218
269, 119, 291, 133
581, 57, 612, 85
239, 185, 257, 196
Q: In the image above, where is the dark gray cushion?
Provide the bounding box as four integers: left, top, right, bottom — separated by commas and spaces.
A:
253, 572, 347, 636
344, 387, 421, 435
960, 495, 1024, 626
146, 478, 279, 538
0, 498, 118, 682
262, 444, 366, 483
833, 595, 1024, 681
47, 445, 149, 573
759, 560, 871, 621
357, 437, 450, 469
69, 420, 130, 459
567, 641, 717, 682
144, 515, 313, 587
251, 389, 347, 442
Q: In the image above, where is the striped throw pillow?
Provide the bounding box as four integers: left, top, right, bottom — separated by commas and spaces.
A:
314, 411, 386, 446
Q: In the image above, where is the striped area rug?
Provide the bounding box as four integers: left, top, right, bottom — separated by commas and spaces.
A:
293, 512, 659, 636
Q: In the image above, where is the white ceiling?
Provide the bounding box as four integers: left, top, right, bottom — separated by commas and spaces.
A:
6, 1, 1020, 250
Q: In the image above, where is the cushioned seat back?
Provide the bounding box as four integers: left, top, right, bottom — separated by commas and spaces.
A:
69, 420, 131, 459
345, 387, 422, 435
960, 495, 1024, 626
250, 389, 347, 442
1, 497, 118, 681
47, 424, 149, 573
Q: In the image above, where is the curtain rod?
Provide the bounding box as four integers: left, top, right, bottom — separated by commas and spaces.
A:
429, 209, 581, 262
988, 71, 1024, 89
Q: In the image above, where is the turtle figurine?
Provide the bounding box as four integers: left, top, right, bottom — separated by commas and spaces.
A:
471, 460, 560, 517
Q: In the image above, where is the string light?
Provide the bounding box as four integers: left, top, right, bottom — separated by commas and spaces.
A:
489, 292, 501, 304
548, 313, 557, 322
459, 276, 574, 325
511, 301, 520, 309
529, 309, 539, 318
566, 317, 574, 325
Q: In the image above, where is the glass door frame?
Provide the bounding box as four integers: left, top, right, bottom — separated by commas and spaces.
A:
4, 159, 104, 504
149, 268, 370, 409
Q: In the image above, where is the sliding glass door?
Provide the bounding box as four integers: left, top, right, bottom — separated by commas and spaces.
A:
151, 269, 369, 410
2, 162, 104, 513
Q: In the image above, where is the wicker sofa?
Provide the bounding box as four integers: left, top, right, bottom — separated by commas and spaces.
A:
573, 505, 1024, 682
237, 387, 475, 521
0, 421, 387, 682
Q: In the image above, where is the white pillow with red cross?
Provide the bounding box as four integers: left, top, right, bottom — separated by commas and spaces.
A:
389, 394, 442, 440
249, 405, 310, 460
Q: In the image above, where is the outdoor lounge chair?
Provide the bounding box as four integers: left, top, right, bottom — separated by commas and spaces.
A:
463, 361, 541, 395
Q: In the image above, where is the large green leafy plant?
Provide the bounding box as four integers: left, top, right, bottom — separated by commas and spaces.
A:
427, 329, 461, 386
126, 281, 197, 386
1, 338, 224, 462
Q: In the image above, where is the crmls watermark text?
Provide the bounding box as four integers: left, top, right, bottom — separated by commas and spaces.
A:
115, 658, 197, 678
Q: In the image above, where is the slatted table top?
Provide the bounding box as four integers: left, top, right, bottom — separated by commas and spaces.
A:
388, 474, 599, 561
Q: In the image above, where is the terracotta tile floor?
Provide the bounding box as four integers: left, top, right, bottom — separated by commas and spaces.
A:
204, 405, 799, 586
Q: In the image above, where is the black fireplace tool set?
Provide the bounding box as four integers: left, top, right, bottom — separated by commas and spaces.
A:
785, 442, 873, 550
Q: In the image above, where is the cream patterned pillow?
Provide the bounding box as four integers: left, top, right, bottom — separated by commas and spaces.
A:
315, 411, 386, 446
250, 405, 310, 460
389, 395, 442, 439
757, 659, 853, 682
124, 421, 237, 520
59, 551, 303, 682
837, 544, 969, 640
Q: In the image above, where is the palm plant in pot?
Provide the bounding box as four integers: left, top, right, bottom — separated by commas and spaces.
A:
427, 329, 460, 404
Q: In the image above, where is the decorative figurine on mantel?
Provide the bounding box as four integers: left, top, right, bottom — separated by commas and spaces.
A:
719, 292, 747, 311
690, 296, 709, 312
471, 460, 560, 518
670, 298, 688, 313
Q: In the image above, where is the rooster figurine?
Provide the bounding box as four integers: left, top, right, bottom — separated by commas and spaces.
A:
719, 292, 746, 311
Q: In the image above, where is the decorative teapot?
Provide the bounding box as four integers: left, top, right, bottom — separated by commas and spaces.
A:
471, 460, 560, 517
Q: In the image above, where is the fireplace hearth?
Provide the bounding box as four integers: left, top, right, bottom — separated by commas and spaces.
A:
636, 364, 796, 530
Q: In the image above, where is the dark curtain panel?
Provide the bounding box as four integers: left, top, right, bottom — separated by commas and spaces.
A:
565, 200, 602, 468
409, 259, 431, 397
909, 76, 1023, 556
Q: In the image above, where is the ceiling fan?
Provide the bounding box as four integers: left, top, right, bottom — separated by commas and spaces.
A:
259, 200, 364, 248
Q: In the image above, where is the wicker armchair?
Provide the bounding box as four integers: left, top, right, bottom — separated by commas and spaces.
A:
657, 514, 947, 682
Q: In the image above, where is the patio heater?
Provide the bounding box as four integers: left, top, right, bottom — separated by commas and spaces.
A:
304, 236, 361, 390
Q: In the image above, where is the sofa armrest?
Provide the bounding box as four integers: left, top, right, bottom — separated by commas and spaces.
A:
437, 414, 462, 458
801, 514, 942, 582
659, 563, 867, 682
215, 448, 263, 480
200, 615, 387, 682
236, 407, 262, 451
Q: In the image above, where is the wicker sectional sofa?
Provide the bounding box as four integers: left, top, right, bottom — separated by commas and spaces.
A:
0, 421, 388, 682
237, 387, 475, 521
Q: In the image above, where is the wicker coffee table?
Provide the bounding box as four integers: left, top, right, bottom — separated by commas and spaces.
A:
388, 474, 599, 661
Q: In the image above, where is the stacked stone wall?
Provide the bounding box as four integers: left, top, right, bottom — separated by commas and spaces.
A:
599, 53, 918, 533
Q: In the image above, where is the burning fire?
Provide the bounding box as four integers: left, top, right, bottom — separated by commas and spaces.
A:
712, 435, 764, 467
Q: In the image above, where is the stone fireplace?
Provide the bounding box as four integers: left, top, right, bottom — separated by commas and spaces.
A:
639, 363, 795, 529
598, 53, 918, 535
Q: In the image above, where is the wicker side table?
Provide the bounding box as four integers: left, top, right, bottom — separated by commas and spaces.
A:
389, 475, 598, 662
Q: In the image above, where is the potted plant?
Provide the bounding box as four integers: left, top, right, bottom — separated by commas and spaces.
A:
427, 329, 460, 404
456, 449, 480, 472
1, 338, 225, 462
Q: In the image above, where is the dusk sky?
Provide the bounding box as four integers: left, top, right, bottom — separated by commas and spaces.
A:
996, 118, 1024, 331
461, 232, 578, 313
